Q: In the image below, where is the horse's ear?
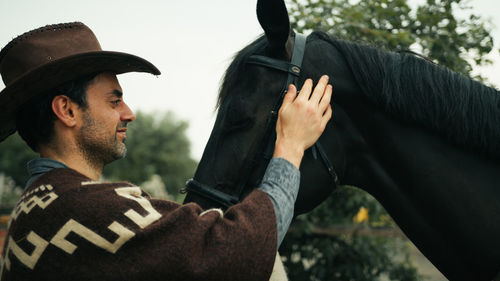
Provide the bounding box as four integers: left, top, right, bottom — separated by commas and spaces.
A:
257, 0, 292, 57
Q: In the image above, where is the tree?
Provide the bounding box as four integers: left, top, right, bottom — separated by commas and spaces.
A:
0, 133, 37, 187
0, 173, 23, 210
281, 0, 495, 279
281, 186, 419, 281
103, 111, 197, 202
287, 0, 494, 80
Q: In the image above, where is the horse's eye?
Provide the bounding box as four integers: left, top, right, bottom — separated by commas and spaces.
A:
223, 116, 254, 134
222, 98, 255, 133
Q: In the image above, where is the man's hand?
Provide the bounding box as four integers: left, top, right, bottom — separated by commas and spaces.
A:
273, 75, 333, 169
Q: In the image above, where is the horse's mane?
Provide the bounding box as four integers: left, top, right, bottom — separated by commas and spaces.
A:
219, 32, 500, 159
311, 32, 500, 159
218, 36, 268, 109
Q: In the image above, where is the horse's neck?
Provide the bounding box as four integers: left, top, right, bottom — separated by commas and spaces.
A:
305, 37, 500, 279
335, 96, 500, 280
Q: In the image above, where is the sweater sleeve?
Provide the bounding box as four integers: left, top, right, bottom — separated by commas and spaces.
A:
0, 169, 277, 281
258, 157, 300, 247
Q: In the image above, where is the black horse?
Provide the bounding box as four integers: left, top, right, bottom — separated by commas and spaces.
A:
184, 0, 500, 280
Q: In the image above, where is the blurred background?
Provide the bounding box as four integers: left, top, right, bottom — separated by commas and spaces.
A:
0, 0, 498, 280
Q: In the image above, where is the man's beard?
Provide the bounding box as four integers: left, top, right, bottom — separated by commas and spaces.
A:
77, 111, 128, 169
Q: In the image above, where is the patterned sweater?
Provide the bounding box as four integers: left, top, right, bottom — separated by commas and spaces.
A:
0, 168, 277, 281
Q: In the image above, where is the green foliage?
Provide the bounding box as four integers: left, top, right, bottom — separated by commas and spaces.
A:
294, 185, 393, 226
413, 0, 493, 77
103, 111, 197, 202
0, 173, 22, 209
0, 133, 37, 187
281, 233, 418, 281
287, 0, 494, 80
281, 187, 419, 280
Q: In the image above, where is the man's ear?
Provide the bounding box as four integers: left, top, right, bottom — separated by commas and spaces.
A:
51, 95, 79, 127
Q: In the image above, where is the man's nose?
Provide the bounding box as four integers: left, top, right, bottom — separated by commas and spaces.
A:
121, 102, 136, 122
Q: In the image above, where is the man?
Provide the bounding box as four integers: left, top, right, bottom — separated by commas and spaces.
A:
0, 22, 332, 280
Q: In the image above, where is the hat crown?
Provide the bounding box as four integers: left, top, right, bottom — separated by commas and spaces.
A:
0, 22, 102, 86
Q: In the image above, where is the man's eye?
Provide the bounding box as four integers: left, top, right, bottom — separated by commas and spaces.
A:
112, 100, 122, 105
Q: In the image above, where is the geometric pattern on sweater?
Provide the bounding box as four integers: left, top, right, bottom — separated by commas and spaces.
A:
4, 186, 158, 272
0, 168, 277, 281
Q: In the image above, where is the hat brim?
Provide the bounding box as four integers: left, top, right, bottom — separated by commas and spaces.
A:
0, 50, 161, 142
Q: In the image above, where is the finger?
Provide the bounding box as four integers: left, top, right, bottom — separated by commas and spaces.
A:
320, 105, 333, 129
282, 84, 297, 106
296, 79, 313, 101
319, 84, 333, 112
310, 75, 329, 104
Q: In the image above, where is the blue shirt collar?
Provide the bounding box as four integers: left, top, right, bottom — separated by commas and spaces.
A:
25, 158, 69, 188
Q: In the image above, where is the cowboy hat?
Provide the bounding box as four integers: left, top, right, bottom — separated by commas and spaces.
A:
0, 22, 161, 142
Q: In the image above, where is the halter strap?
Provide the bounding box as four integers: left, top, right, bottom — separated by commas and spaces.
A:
245, 56, 301, 76
247, 33, 306, 83
186, 33, 339, 209
232, 33, 308, 199
185, 178, 238, 209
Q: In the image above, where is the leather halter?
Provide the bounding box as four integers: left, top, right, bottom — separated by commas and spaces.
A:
186, 33, 339, 209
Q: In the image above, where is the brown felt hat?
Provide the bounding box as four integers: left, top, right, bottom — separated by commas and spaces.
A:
0, 22, 161, 142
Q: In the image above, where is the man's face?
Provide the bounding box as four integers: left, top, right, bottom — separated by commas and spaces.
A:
76, 72, 135, 166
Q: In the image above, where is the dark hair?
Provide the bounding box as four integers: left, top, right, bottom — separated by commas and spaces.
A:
16, 73, 97, 152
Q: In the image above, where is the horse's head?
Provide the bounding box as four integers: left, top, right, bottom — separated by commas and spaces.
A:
184, 0, 350, 214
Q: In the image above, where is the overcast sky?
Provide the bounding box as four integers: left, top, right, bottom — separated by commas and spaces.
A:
0, 0, 498, 159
